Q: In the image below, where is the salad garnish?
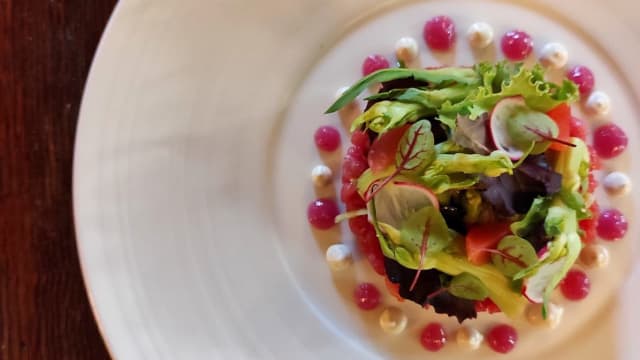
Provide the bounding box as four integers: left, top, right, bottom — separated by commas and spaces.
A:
328, 61, 592, 321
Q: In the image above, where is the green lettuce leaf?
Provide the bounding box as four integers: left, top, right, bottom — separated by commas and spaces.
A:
449, 272, 490, 300
350, 101, 429, 133
554, 137, 590, 219
514, 200, 582, 313
491, 235, 538, 277
421, 173, 479, 194
511, 197, 551, 237
399, 206, 452, 256
424, 151, 514, 177
395, 119, 436, 175
424, 252, 527, 317
326, 67, 481, 113
366, 85, 471, 108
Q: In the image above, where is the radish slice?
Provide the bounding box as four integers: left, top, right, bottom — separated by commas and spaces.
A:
489, 96, 558, 160
522, 259, 566, 303
373, 180, 439, 230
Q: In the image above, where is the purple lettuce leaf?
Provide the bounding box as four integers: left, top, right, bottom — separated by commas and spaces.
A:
480, 154, 561, 216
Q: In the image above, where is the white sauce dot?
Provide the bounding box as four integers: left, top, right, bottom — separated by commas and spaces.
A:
526, 302, 564, 329
466, 22, 494, 48
539, 42, 569, 69
586, 91, 611, 116
603, 171, 631, 196
325, 244, 352, 271
579, 244, 610, 269
379, 307, 407, 335
395, 37, 419, 63
311, 165, 333, 187
455, 326, 483, 350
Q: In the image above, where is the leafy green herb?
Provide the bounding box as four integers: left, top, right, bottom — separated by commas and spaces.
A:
396, 120, 436, 174
449, 272, 490, 300
399, 206, 451, 257
490, 236, 538, 277
511, 197, 551, 237
365, 120, 435, 201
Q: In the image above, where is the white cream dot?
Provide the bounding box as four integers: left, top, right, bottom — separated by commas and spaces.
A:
539, 42, 569, 69
395, 37, 419, 63
467, 22, 494, 48
379, 307, 407, 335
455, 326, 483, 350
603, 171, 631, 196
325, 244, 352, 271
586, 91, 611, 116
311, 165, 333, 187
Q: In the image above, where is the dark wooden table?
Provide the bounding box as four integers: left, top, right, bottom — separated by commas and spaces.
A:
1, 1, 117, 358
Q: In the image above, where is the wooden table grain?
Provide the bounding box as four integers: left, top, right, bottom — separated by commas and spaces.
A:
1, 1, 117, 358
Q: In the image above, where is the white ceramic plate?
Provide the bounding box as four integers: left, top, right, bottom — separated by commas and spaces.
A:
74, 0, 640, 359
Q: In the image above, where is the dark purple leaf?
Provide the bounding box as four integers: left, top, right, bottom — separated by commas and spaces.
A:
480, 154, 561, 217
440, 195, 467, 235
516, 160, 562, 194
523, 222, 551, 252
429, 291, 478, 322
383, 257, 478, 323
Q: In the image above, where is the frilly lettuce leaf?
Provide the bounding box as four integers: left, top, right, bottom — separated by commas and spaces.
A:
439, 63, 579, 126
329, 62, 578, 135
